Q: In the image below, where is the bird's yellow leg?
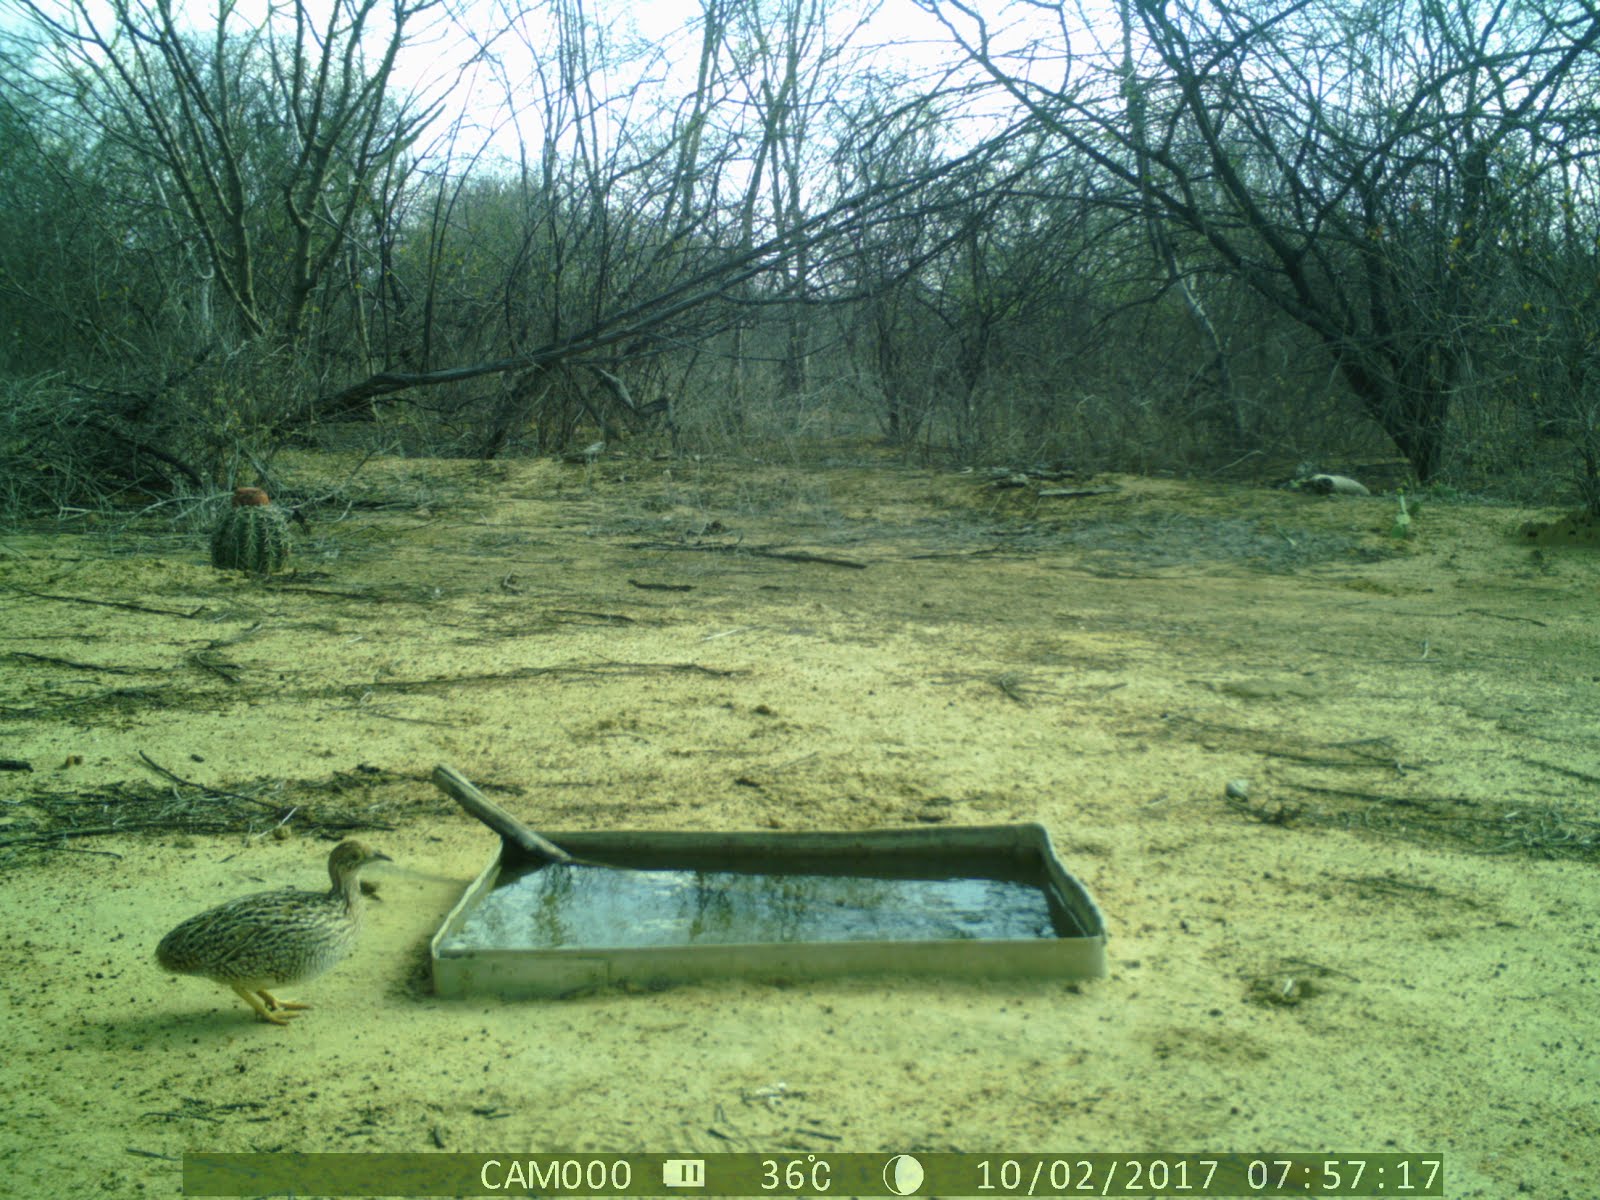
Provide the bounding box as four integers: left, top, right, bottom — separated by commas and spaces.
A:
257, 990, 312, 1013
231, 983, 294, 1025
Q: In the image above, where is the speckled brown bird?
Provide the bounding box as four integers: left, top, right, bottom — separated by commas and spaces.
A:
156, 840, 390, 1025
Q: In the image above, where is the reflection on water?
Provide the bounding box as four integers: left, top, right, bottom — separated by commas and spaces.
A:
442, 858, 1071, 951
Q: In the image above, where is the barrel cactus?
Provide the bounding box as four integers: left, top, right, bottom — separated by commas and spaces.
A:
211, 486, 291, 573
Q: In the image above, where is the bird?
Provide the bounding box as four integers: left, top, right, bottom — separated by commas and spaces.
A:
156, 840, 390, 1025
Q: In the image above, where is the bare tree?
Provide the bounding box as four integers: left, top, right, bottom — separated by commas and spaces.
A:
925, 0, 1600, 482
284, 0, 1019, 449
13, 0, 443, 346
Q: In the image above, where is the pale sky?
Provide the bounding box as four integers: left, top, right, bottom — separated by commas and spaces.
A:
1, 0, 1087, 169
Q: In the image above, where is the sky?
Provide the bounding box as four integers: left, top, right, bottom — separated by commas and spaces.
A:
0, 0, 1072, 165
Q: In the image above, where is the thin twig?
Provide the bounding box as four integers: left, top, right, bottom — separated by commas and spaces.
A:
5, 588, 205, 618
136, 752, 280, 808
1516, 756, 1600, 785
10, 651, 141, 674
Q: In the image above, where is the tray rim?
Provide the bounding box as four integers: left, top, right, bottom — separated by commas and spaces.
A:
430, 823, 1108, 996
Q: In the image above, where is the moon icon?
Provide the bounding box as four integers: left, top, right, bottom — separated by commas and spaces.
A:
884, 1154, 925, 1195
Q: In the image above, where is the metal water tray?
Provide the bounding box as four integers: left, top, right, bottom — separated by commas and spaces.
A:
430, 824, 1107, 998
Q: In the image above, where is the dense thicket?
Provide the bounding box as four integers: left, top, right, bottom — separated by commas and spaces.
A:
2, 0, 1597, 517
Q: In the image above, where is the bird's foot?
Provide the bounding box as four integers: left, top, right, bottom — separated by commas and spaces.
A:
257, 990, 312, 1013
233, 984, 297, 1025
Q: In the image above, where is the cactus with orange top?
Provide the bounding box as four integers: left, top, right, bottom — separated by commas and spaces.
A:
211, 486, 291, 573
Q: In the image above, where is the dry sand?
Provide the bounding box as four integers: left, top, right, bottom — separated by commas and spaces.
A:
1, 452, 1595, 1198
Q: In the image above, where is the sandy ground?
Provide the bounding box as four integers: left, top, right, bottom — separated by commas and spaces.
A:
0, 451, 1596, 1199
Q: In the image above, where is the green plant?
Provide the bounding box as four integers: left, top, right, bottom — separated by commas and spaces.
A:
1390, 487, 1413, 540
211, 488, 290, 573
